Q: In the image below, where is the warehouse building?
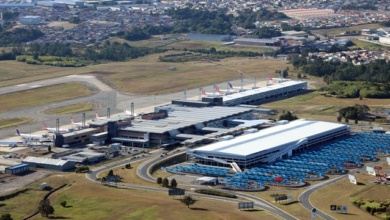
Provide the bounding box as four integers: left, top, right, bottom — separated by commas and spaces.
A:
23, 156, 75, 171
60, 151, 106, 164
5, 163, 30, 175
18, 16, 41, 25
187, 119, 350, 168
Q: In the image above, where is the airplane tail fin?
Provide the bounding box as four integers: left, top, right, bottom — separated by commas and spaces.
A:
70, 116, 75, 124
95, 112, 99, 119
42, 122, 48, 130
16, 129, 21, 136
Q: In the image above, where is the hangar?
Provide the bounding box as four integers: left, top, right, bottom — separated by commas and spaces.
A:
187, 119, 350, 168
23, 156, 75, 171
222, 80, 307, 106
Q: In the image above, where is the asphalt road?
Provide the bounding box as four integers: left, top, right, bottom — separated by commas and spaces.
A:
298, 160, 385, 220
84, 148, 298, 220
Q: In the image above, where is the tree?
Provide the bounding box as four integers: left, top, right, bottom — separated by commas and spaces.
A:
38, 199, 54, 217
162, 177, 169, 187
60, 201, 67, 207
180, 195, 196, 208
108, 169, 114, 176
157, 177, 162, 184
170, 178, 177, 188
0, 214, 13, 220
279, 111, 298, 121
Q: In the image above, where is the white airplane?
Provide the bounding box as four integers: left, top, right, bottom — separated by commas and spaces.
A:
95, 112, 107, 120
124, 106, 138, 117
42, 122, 70, 133
0, 140, 28, 148
71, 116, 89, 128
16, 129, 48, 141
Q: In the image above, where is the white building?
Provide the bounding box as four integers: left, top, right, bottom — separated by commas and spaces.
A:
187, 119, 350, 168
379, 36, 390, 45
18, 16, 41, 25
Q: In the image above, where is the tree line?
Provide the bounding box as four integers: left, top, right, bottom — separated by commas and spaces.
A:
319, 81, 390, 98
0, 41, 166, 65
159, 47, 265, 62
0, 28, 43, 46
234, 8, 289, 29
289, 56, 390, 83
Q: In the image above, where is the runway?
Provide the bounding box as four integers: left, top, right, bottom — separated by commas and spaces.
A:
0, 75, 264, 140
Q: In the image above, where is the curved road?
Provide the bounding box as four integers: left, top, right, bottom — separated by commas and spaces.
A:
299, 176, 344, 220
85, 148, 298, 220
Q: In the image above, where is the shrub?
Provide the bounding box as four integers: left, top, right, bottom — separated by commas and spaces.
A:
156, 177, 162, 185
60, 201, 67, 207
194, 189, 237, 198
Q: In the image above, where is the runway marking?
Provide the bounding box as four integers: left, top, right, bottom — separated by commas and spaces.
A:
15, 84, 27, 87
29, 85, 42, 88
65, 75, 94, 79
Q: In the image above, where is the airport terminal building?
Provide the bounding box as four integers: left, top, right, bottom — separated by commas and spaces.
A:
187, 119, 350, 168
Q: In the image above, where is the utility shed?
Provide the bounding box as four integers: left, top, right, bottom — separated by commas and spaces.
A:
5, 163, 30, 175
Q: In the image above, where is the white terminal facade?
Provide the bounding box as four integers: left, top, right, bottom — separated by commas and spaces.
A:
187, 119, 350, 168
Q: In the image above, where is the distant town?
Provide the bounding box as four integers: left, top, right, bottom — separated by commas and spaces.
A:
1, 0, 390, 48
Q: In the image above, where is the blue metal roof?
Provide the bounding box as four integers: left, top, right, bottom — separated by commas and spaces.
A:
7, 163, 29, 170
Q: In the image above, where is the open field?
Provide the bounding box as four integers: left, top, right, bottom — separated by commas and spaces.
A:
98, 160, 160, 187
43, 102, 93, 115
262, 90, 390, 123
111, 36, 276, 53
349, 39, 389, 50
98, 55, 293, 94
313, 23, 383, 36
0, 55, 292, 95
0, 83, 94, 113
0, 117, 32, 129
0, 173, 277, 220
310, 162, 390, 220
0, 61, 77, 87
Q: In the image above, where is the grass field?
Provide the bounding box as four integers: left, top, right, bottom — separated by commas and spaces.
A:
312, 23, 383, 36
111, 36, 276, 53
261, 90, 390, 123
0, 54, 292, 96
0, 83, 94, 112
43, 102, 93, 115
0, 61, 77, 87
349, 39, 389, 50
98, 160, 160, 187
0, 173, 278, 220
97, 55, 293, 95
0, 117, 32, 129
310, 161, 390, 220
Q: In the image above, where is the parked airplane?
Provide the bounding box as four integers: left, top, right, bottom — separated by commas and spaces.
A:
42, 122, 70, 133
16, 129, 48, 141
71, 116, 88, 128
95, 112, 106, 120
0, 140, 28, 148
123, 106, 138, 117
